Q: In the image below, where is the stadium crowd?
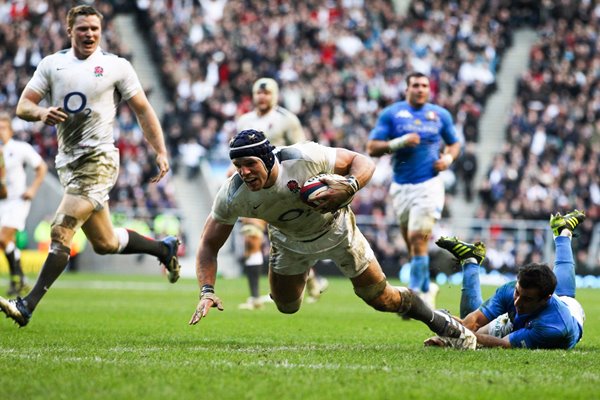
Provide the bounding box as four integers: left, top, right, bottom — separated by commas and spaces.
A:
0, 0, 598, 276
476, 3, 600, 274
138, 0, 596, 275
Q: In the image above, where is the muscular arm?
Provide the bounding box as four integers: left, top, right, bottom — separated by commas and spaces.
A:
196, 215, 234, 287
127, 91, 169, 182
16, 88, 68, 125
462, 309, 512, 348
366, 133, 421, 157
461, 309, 490, 332
333, 147, 375, 190
474, 333, 512, 348
366, 139, 390, 157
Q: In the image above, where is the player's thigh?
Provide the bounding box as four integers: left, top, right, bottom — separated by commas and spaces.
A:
325, 224, 375, 279
559, 296, 585, 327
0, 226, 17, 245
407, 177, 445, 233
57, 149, 119, 211
269, 269, 308, 302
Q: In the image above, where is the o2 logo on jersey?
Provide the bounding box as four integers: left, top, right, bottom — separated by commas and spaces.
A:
63, 91, 91, 116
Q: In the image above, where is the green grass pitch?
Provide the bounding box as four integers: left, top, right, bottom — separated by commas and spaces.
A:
0, 273, 599, 400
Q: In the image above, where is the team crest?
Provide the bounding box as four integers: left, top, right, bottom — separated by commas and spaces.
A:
287, 180, 300, 193
426, 111, 438, 121
94, 66, 104, 77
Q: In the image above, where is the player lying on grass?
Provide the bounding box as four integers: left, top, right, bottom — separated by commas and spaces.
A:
428, 210, 586, 349
188, 128, 476, 349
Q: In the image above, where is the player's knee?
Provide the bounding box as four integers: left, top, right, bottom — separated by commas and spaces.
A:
354, 278, 392, 311
51, 213, 82, 246
274, 296, 303, 314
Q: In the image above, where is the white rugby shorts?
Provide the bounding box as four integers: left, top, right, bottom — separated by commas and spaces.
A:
0, 198, 32, 231
390, 175, 445, 232
268, 211, 375, 278
57, 148, 119, 210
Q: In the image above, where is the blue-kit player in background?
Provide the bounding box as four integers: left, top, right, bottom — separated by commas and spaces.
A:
367, 71, 461, 310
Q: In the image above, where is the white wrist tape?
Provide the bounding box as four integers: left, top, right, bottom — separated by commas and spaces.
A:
388, 136, 410, 151
441, 153, 453, 167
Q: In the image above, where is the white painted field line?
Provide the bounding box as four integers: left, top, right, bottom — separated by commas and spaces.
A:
50, 280, 196, 291
1, 350, 392, 372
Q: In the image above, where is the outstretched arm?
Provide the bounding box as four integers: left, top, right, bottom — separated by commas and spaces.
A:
189, 216, 234, 325
474, 333, 512, 348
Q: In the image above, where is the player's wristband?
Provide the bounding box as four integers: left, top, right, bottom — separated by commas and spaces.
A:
346, 175, 360, 194
441, 153, 453, 167
200, 284, 215, 297
388, 136, 410, 152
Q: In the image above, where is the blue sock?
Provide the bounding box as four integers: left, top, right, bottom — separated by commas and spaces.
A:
460, 262, 483, 318
554, 236, 576, 297
409, 255, 429, 293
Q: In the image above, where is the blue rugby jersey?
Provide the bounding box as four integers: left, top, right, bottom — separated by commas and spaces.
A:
368, 101, 458, 184
480, 281, 583, 349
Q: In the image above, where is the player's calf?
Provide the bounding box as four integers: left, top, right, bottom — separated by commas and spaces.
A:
354, 279, 398, 311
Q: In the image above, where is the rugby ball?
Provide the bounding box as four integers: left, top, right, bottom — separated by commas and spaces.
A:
299, 174, 354, 209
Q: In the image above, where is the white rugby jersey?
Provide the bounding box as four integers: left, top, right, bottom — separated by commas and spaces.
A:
212, 142, 352, 251
24, 47, 142, 168
1, 139, 43, 200
236, 106, 306, 146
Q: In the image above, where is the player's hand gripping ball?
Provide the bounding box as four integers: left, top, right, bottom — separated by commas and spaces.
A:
299, 174, 355, 210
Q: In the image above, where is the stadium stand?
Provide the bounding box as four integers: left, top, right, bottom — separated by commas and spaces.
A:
0, 0, 598, 278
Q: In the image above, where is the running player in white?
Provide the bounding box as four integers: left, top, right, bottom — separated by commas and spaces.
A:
0, 112, 47, 297
235, 77, 326, 309
0, 5, 180, 327
188, 129, 476, 350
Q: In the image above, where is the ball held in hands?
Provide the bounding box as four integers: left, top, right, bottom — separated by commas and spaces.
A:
299, 173, 355, 209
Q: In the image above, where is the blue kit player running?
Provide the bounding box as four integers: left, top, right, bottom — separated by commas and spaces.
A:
432, 210, 586, 349
367, 72, 461, 309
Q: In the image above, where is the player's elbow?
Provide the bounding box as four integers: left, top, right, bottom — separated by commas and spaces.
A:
365, 141, 379, 157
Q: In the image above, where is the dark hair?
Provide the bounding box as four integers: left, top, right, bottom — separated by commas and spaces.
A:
405, 72, 428, 86
517, 263, 557, 298
67, 5, 103, 30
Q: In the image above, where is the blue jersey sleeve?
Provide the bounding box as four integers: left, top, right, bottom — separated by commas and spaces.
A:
438, 107, 459, 145
368, 106, 394, 141
508, 325, 568, 349
480, 281, 516, 322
